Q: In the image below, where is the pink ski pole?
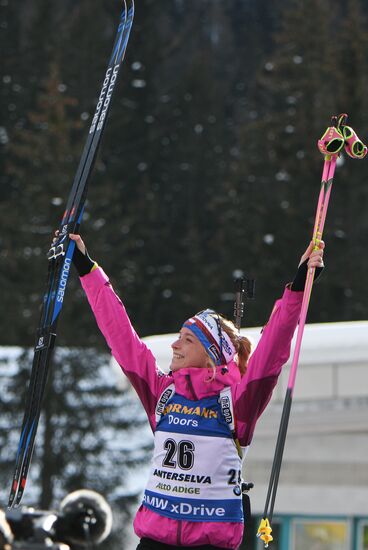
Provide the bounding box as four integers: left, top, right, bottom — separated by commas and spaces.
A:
288, 154, 337, 390
257, 113, 367, 547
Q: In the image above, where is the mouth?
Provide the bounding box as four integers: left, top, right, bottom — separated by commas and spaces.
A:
172, 353, 184, 360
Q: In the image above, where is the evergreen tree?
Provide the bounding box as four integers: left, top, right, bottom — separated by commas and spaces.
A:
233, 0, 368, 324
2, 63, 84, 345
2, 0, 368, 342
83, 0, 265, 335
0, 347, 151, 548
326, 0, 368, 321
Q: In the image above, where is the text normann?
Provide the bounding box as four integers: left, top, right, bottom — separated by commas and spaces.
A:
163, 402, 217, 418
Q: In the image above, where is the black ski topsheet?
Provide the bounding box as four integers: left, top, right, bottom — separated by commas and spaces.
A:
8, 0, 134, 508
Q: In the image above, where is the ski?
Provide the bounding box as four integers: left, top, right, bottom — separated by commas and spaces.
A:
8, 0, 135, 508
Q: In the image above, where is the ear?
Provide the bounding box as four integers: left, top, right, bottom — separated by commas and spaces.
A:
204, 362, 217, 383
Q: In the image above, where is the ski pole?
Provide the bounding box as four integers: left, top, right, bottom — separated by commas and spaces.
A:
257, 114, 366, 547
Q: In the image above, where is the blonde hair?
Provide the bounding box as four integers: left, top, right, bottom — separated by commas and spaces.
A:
218, 315, 252, 376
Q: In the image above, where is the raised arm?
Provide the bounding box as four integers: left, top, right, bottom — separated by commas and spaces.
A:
233, 241, 325, 446
69, 234, 169, 429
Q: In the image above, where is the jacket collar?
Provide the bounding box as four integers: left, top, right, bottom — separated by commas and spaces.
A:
170, 361, 241, 401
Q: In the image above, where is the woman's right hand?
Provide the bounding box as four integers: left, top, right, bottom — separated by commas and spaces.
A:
52, 230, 86, 255
51, 231, 94, 276
69, 233, 86, 255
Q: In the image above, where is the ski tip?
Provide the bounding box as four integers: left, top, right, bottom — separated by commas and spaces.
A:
14, 492, 24, 508
8, 479, 19, 508
8, 494, 17, 509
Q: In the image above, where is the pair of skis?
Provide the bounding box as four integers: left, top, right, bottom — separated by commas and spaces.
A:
257, 114, 367, 547
8, 0, 135, 509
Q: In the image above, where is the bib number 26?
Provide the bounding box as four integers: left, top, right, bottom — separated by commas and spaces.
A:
162, 439, 195, 470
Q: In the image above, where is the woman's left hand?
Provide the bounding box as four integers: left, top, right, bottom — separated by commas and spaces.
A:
299, 240, 325, 270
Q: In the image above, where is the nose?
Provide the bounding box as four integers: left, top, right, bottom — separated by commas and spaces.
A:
171, 338, 180, 350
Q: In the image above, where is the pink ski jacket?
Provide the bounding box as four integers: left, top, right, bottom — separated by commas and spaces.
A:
80, 267, 303, 549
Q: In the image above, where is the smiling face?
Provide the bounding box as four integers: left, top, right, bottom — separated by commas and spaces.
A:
170, 327, 210, 371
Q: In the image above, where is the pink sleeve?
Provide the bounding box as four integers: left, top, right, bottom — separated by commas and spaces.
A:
233, 286, 302, 446
80, 267, 169, 429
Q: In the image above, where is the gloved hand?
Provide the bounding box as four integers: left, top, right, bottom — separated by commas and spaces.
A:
291, 240, 325, 291
69, 233, 96, 276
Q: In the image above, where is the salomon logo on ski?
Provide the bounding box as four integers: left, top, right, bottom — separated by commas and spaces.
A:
56, 258, 72, 303
97, 65, 119, 131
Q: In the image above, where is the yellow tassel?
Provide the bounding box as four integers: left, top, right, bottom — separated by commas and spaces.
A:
257, 518, 273, 548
